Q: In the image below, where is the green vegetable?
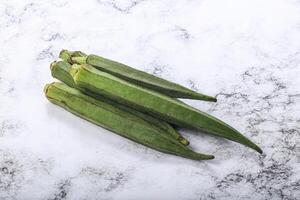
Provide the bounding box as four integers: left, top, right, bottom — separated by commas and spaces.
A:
70, 64, 262, 154
60, 50, 216, 102
44, 82, 213, 160
50, 61, 189, 146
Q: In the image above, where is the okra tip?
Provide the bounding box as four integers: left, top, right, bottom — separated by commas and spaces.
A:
239, 135, 263, 154
194, 153, 214, 160
178, 136, 190, 146
209, 96, 217, 102
208, 154, 215, 160
242, 137, 263, 154
192, 93, 217, 102
255, 146, 263, 154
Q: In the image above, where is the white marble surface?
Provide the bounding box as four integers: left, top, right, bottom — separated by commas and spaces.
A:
0, 0, 300, 199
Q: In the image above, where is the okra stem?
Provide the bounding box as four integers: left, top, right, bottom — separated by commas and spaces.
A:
59, 50, 72, 62
71, 56, 87, 65
59, 50, 87, 63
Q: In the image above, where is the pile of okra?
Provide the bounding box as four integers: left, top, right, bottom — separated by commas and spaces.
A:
44, 50, 262, 161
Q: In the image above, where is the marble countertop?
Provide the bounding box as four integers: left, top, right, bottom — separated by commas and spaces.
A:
0, 0, 299, 199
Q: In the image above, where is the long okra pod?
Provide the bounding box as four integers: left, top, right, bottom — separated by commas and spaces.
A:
44, 82, 213, 160
70, 64, 262, 154
50, 61, 189, 146
61, 50, 216, 102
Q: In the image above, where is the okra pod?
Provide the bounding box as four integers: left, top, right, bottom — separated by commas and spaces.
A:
60, 50, 216, 101
44, 82, 213, 160
70, 64, 262, 154
50, 61, 189, 146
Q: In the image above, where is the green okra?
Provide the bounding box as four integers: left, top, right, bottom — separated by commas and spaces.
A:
44, 82, 213, 160
60, 50, 216, 102
70, 64, 263, 154
50, 61, 189, 146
